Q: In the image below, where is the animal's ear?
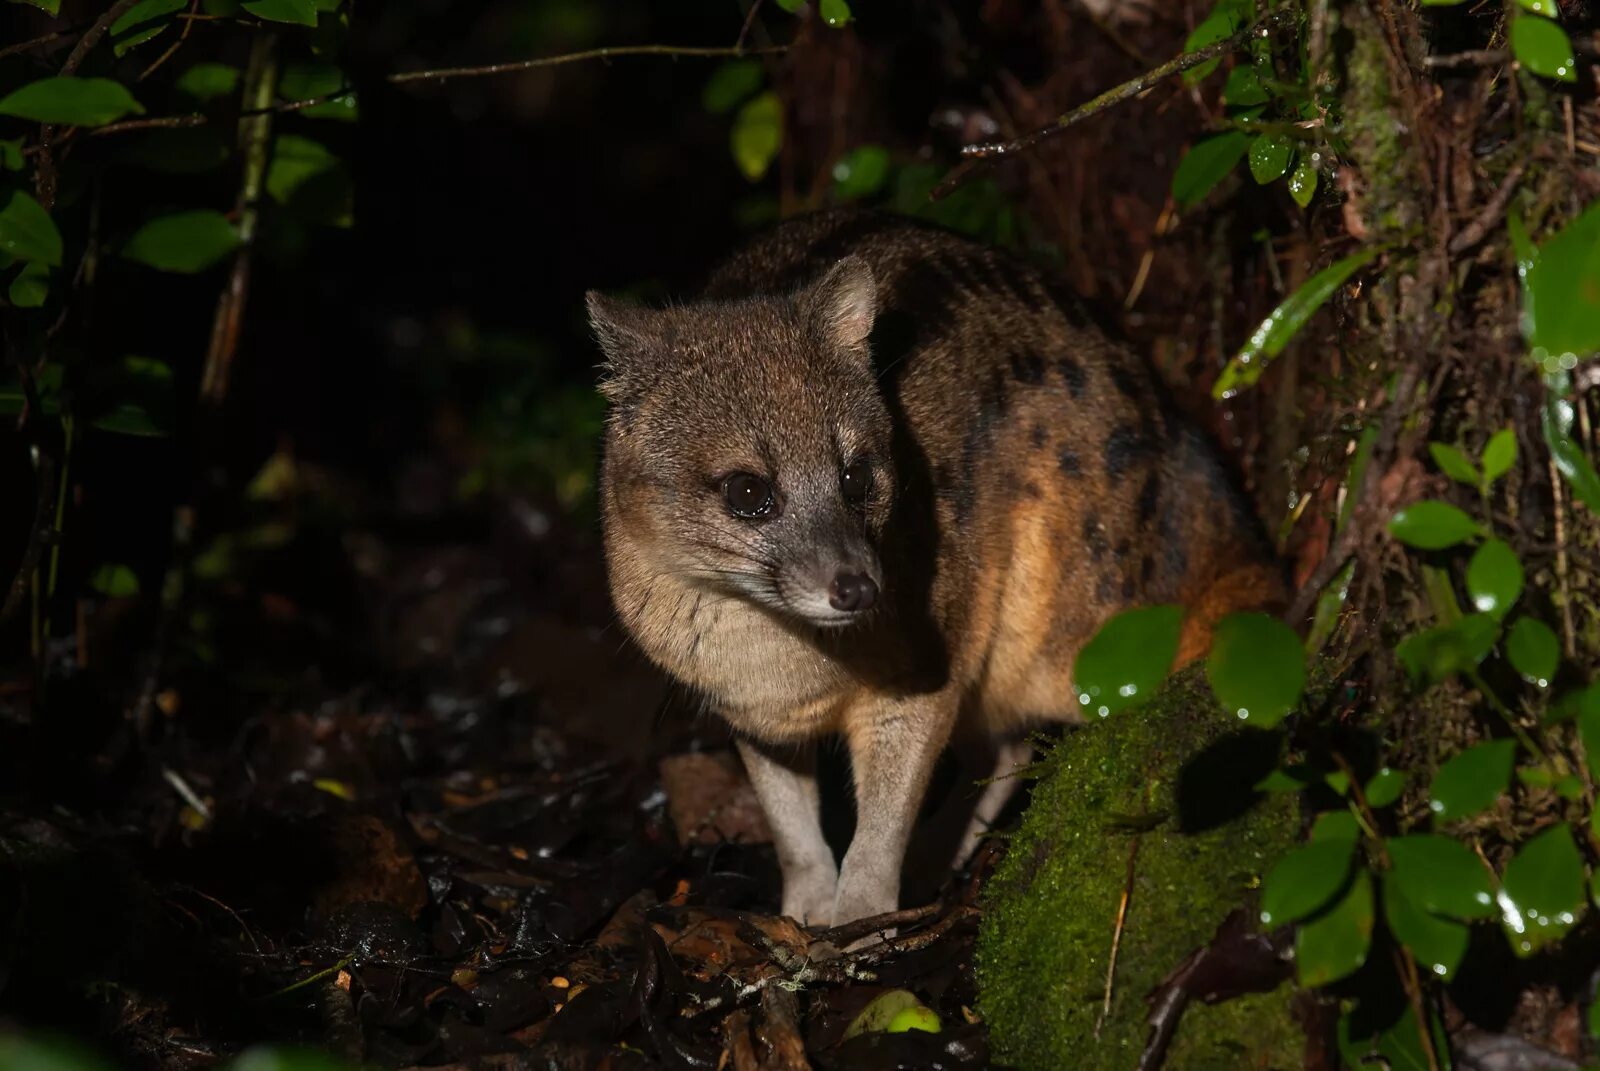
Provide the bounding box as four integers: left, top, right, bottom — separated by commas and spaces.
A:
586, 291, 659, 401
802, 256, 877, 356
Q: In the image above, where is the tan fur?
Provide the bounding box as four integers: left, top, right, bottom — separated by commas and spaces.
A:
589, 211, 1285, 926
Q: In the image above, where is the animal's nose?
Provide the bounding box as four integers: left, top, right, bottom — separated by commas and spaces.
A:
828, 572, 879, 613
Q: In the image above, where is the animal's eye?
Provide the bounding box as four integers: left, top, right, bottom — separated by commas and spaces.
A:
841, 459, 873, 506
723, 473, 776, 519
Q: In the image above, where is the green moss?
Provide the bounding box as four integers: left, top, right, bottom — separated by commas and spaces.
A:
976, 669, 1301, 1071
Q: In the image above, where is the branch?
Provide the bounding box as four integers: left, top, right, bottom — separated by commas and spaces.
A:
386, 42, 788, 85
36, 0, 142, 210
0, 29, 73, 60
933, 7, 1297, 199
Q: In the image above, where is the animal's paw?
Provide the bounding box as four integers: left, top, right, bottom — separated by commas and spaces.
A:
781, 865, 838, 928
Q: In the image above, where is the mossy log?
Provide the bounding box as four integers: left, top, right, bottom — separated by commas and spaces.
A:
976, 669, 1302, 1070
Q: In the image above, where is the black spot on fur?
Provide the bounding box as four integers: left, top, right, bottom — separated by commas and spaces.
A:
1113, 538, 1131, 564
1031, 423, 1049, 448
992, 257, 1044, 310
1109, 365, 1144, 401
1096, 573, 1118, 601
1058, 446, 1081, 475
1010, 351, 1046, 385
1141, 554, 1156, 584
1023, 481, 1042, 499
1104, 425, 1154, 478
1057, 358, 1086, 398
1136, 473, 1161, 523
1122, 576, 1137, 600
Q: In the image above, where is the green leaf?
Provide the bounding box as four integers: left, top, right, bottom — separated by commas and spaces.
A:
1325, 770, 1351, 797
0, 1035, 111, 1071
1383, 878, 1469, 980
1500, 825, 1587, 954
176, 63, 241, 102
242, 0, 318, 25
0, 190, 63, 267
1543, 389, 1600, 513
1387, 833, 1496, 919
231, 1049, 360, 1071
1311, 809, 1361, 843
1467, 539, 1524, 617
1206, 612, 1305, 726
843, 990, 941, 1039
1260, 838, 1356, 926
1183, 0, 1248, 84
1510, 15, 1576, 83
89, 356, 173, 437
0, 77, 145, 127
1430, 739, 1516, 823
89, 564, 140, 597
1388, 500, 1483, 549
818, 0, 851, 27
1072, 605, 1183, 717
1172, 131, 1249, 208
0, 138, 23, 171
701, 59, 764, 115
774, 0, 802, 11
1256, 765, 1318, 793
1482, 427, 1517, 483
1287, 159, 1317, 207
1506, 617, 1559, 686
1214, 247, 1378, 398
1525, 203, 1600, 360
832, 145, 891, 201
267, 134, 336, 203
11, 0, 63, 13
1222, 64, 1268, 106
1364, 767, 1406, 809
1247, 134, 1292, 184
1428, 442, 1479, 485
121, 128, 231, 174
1575, 687, 1600, 772
9, 261, 49, 308
1296, 868, 1374, 987
731, 91, 782, 182
110, 0, 184, 54
1396, 614, 1499, 685
1515, 0, 1556, 13
122, 210, 240, 273
278, 62, 356, 121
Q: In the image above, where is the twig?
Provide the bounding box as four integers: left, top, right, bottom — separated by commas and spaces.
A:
815, 901, 940, 947
1424, 49, 1507, 70
1447, 162, 1525, 255
387, 43, 788, 84
0, 29, 72, 60
735, 0, 766, 54
36, 0, 142, 209
1095, 835, 1141, 1040
0, 451, 58, 629
932, 8, 1296, 199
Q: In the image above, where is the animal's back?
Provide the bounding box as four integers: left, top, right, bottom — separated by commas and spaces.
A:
704, 210, 1284, 727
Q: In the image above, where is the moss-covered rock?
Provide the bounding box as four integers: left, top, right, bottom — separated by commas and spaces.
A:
976, 669, 1301, 1071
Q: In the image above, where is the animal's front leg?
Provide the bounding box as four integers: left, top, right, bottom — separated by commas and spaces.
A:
834, 694, 957, 925
736, 737, 838, 926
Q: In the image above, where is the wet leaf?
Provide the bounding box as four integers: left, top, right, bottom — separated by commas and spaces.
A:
1506, 617, 1559, 686
0, 77, 145, 127
1223, 65, 1268, 106
242, 0, 318, 25
1364, 768, 1405, 809
1172, 131, 1248, 208
1575, 687, 1600, 772
176, 63, 240, 101
0, 190, 62, 266
1338, 1005, 1447, 1071
1388, 500, 1484, 549
1428, 442, 1479, 485
12, 0, 62, 12
89, 564, 140, 597
1524, 203, 1600, 359
845, 990, 942, 1039
1467, 539, 1524, 617
1500, 825, 1587, 955
1482, 428, 1517, 483
832, 145, 891, 201
701, 59, 763, 114
731, 92, 782, 182
1383, 878, 1469, 980
1296, 868, 1373, 987
1387, 834, 1496, 919
1287, 159, 1317, 207
1183, 0, 1248, 84
1396, 614, 1498, 685
1260, 838, 1355, 926
819, 0, 852, 27
1072, 605, 1183, 717
1510, 15, 1576, 83
122, 211, 240, 273
1430, 740, 1516, 823
1214, 247, 1378, 398
1516, 0, 1555, 10
1206, 612, 1305, 726
1543, 389, 1600, 513
110, 0, 185, 53
10, 261, 49, 308
1247, 134, 1292, 184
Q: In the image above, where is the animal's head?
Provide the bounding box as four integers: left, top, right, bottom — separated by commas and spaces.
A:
588, 257, 892, 628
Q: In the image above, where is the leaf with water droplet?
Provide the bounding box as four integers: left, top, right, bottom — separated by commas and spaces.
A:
1364, 767, 1405, 808
1389, 500, 1484, 549
1467, 539, 1523, 617
832, 145, 890, 201
1213, 247, 1377, 399
1510, 15, 1576, 84
1287, 159, 1318, 207
1247, 134, 1292, 184
1260, 838, 1355, 927
1482, 427, 1517, 483
1516, 0, 1556, 11
1387, 834, 1496, 919
819, 0, 852, 27
1223, 64, 1268, 106
1500, 825, 1587, 955
1383, 877, 1469, 980
1430, 739, 1516, 824
1205, 612, 1305, 726
1506, 617, 1559, 686
1072, 605, 1183, 717
1544, 390, 1600, 515
1296, 868, 1373, 987
1428, 441, 1479, 485
1182, 0, 1249, 84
